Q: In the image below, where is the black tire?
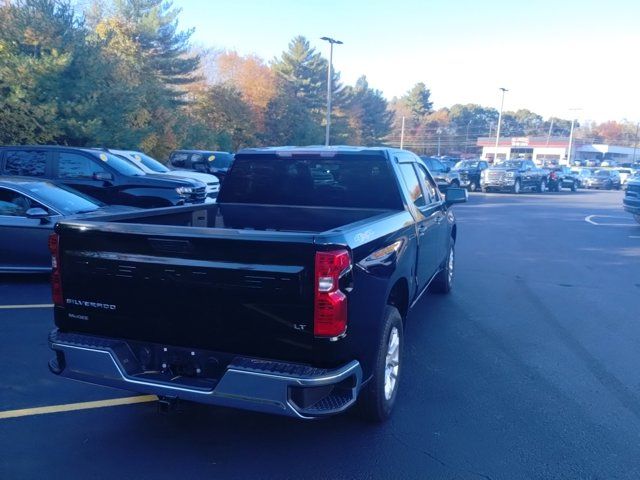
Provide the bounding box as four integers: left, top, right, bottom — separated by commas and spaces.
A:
555, 182, 562, 192
512, 179, 521, 194
431, 243, 454, 294
469, 181, 478, 192
356, 306, 403, 423
538, 178, 547, 193
570, 181, 577, 192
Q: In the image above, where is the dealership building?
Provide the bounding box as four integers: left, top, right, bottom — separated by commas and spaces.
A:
477, 136, 638, 165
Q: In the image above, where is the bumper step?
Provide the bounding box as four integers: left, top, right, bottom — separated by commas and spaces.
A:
49, 329, 362, 418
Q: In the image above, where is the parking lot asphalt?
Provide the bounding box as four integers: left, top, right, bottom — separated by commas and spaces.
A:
1, 189, 639, 480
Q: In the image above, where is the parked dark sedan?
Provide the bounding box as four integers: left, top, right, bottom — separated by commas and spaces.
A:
0, 146, 207, 208
0, 177, 135, 273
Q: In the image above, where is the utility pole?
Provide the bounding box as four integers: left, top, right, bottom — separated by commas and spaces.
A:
566, 108, 582, 165
567, 119, 576, 166
494, 87, 508, 163
546, 118, 554, 146
437, 128, 442, 156
400, 116, 406, 149
320, 37, 343, 147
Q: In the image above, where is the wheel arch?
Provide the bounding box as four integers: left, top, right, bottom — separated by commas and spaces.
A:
387, 277, 409, 323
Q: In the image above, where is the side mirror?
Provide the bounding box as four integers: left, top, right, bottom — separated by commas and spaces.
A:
445, 188, 468, 206
25, 207, 50, 221
93, 172, 114, 182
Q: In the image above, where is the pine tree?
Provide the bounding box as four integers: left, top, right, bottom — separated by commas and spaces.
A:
344, 76, 393, 146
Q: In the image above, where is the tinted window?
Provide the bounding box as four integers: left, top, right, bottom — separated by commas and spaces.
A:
0, 188, 45, 216
22, 182, 101, 214
219, 155, 403, 210
398, 163, 426, 208
415, 164, 439, 204
129, 152, 169, 173
4, 150, 47, 177
503, 161, 524, 169
207, 152, 234, 168
58, 153, 106, 178
454, 161, 479, 170
429, 158, 445, 172
170, 152, 190, 167
98, 152, 144, 176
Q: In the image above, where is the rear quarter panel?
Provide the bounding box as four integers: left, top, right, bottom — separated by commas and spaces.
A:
315, 210, 418, 380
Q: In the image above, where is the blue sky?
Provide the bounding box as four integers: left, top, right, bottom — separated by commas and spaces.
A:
174, 0, 640, 122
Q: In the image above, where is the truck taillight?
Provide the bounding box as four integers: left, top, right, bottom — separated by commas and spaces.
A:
48, 233, 63, 306
314, 249, 351, 338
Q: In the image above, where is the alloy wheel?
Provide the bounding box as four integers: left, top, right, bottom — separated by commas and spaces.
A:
384, 327, 400, 401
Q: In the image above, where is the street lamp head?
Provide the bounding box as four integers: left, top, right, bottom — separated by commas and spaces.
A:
320, 36, 343, 45
499, 87, 509, 92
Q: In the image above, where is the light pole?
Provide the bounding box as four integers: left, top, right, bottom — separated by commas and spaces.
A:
465, 119, 472, 154
437, 128, 442, 156
494, 87, 508, 162
320, 36, 343, 146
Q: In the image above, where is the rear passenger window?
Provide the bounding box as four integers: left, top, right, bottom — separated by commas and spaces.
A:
4, 151, 47, 177
399, 163, 426, 208
58, 153, 105, 178
0, 187, 46, 216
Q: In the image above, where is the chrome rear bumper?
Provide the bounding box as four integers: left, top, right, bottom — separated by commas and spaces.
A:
49, 330, 362, 419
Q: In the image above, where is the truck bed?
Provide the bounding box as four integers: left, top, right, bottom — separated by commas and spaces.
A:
54, 203, 406, 365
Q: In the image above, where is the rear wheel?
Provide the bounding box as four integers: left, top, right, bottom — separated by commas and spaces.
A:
469, 181, 478, 192
431, 243, 454, 294
570, 181, 577, 192
356, 306, 403, 423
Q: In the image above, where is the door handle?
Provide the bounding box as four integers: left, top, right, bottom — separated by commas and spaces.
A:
418, 224, 428, 234
435, 216, 444, 224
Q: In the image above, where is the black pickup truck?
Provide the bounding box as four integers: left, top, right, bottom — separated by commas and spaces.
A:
47, 146, 467, 422
481, 159, 548, 193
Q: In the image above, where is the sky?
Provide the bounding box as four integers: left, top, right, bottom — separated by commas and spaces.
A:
173, 0, 640, 123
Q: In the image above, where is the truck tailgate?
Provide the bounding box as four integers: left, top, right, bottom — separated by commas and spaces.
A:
55, 225, 318, 363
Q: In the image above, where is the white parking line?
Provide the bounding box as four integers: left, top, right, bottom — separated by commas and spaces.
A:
584, 215, 636, 227
0, 304, 53, 310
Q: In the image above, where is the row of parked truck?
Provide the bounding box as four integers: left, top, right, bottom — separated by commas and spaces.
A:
428, 157, 633, 194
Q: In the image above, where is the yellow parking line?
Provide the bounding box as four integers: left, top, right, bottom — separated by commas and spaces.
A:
0, 395, 158, 420
0, 304, 53, 309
